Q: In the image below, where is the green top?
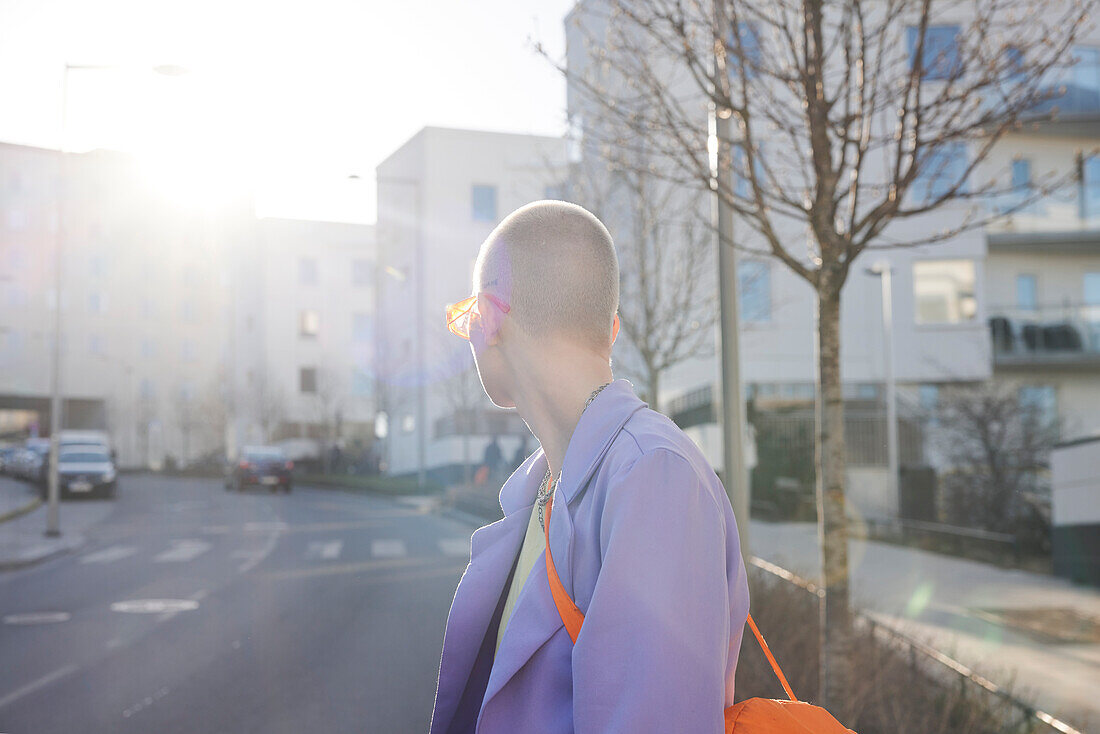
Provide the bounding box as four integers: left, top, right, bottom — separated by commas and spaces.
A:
495, 501, 547, 653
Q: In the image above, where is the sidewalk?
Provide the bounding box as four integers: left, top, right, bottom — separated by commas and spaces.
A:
0, 476, 110, 570
750, 520, 1100, 730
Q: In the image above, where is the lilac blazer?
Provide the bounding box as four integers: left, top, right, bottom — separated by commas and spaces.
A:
429, 379, 750, 734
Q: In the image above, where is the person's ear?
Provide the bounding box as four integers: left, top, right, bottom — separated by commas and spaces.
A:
612, 313, 620, 344
477, 293, 504, 346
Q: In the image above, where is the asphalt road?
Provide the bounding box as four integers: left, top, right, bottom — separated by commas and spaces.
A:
0, 474, 477, 734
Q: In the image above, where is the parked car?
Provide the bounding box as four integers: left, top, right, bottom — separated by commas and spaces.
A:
22, 438, 50, 484
226, 446, 293, 493
52, 446, 117, 499
0, 444, 19, 475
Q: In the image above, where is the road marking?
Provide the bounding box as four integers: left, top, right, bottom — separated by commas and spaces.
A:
3, 612, 71, 625
153, 539, 211, 563
111, 599, 200, 614
263, 556, 428, 581
243, 521, 288, 533
121, 685, 170, 719
305, 540, 343, 560
238, 527, 280, 573
0, 663, 78, 709
371, 539, 407, 558
438, 538, 470, 558
80, 545, 137, 564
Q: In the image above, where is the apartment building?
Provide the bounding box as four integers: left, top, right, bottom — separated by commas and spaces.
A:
375, 127, 568, 482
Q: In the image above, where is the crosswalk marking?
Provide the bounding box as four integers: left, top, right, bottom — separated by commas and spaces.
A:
371, 539, 407, 558
80, 545, 137, 564
153, 539, 211, 563
438, 538, 470, 558
305, 540, 343, 560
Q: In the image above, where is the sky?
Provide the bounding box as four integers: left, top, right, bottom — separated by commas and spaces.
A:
0, 0, 576, 223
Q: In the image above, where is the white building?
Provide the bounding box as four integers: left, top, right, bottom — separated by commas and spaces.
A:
564, 1, 1100, 519
228, 217, 377, 462
375, 127, 568, 483
0, 142, 245, 468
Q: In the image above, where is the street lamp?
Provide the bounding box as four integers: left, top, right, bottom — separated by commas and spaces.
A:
865, 261, 899, 518
46, 62, 188, 537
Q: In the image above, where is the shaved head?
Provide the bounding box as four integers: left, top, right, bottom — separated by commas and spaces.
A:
474, 201, 619, 352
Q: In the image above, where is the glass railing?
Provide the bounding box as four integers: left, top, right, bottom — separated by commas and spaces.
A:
988, 303, 1100, 361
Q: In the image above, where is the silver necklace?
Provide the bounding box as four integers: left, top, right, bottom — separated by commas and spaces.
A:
536, 381, 612, 532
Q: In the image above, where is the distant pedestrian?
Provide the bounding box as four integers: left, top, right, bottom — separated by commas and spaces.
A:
432, 201, 749, 733
482, 435, 503, 484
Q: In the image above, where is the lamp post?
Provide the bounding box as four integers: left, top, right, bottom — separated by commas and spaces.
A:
374, 175, 426, 490
46, 62, 188, 537
866, 261, 899, 517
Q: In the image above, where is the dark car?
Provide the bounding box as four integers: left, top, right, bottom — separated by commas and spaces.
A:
53, 447, 117, 499
227, 446, 293, 493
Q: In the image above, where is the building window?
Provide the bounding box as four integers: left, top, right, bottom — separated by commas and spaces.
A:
544, 183, 566, 201
907, 25, 961, 80
726, 22, 762, 78
733, 145, 766, 200
997, 158, 1035, 214
1016, 274, 1038, 311
401, 414, 416, 433
351, 368, 372, 397
739, 260, 771, 322
1081, 154, 1100, 220
181, 300, 197, 322
352, 259, 372, 287
1019, 385, 1056, 426
88, 292, 106, 314
140, 338, 157, 358
299, 367, 317, 394
300, 310, 320, 339
472, 185, 498, 222
140, 297, 155, 319
913, 260, 977, 324
89, 334, 105, 356
139, 378, 156, 399
89, 253, 107, 277
1084, 272, 1100, 306
299, 258, 319, 285
352, 312, 372, 342
181, 340, 196, 362
912, 142, 968, 204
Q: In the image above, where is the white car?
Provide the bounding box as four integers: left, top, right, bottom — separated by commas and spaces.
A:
54, 447, 117, 499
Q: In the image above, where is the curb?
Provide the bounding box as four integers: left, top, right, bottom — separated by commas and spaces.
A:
0, 496, 43, 525
0, 539, 84, 572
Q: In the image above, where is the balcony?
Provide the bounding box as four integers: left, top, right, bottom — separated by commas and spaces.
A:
989, 304, 1100, 369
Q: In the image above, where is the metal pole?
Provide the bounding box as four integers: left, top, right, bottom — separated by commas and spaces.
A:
875, 261, 899, 517
711, 0, 750, 557
46, 65, 72, 538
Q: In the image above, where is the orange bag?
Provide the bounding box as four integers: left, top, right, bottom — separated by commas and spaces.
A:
544, 493, 856, 733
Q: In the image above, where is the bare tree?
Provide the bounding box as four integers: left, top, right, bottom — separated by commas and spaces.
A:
314, 361, 346, 473
550, 0, 1092, 711
172, 388, 203, 466
934, 382, 1059, 538
431, 338, 487, 485
568, 151, 717, 412
252, 368, 288, 444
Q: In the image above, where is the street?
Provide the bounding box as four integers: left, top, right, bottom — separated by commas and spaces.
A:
0, 475, 474, 733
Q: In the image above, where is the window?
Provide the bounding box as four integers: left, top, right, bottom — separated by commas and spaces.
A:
907, 25, 961, 80
1080, 154, 1100, 220
1019, 385, 1056, 426
181, 299, 197, 322
733, 145, 766, 200
89, 334, 105, 356
299, 310, 320, 339
472, 185, 497, 222
1016, 274, 1038, 311
997, 158, 1035, 214
89, 253, 107, 277
140, 297, 155, 319
351, 368, 372, 397
352, 259, 372, 287
739, 261, 771, 322
913, 260, 977, 324
1084, 272, 1100, 306
87, 292, 106, 314
544, 184, 566, 201
912, 142, 968, 204
727, 22, 762, 78
299, 367, 317, 394
139, 378, 156, 399
401, 414, 416, 433
352, 312, 372, 342
299, 258, 318, 285
140, 338, 157, 358
918, 384, 939, 411
181, 340, 196, 362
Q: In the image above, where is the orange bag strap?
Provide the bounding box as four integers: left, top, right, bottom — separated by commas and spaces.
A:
542, 477, 799, 702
